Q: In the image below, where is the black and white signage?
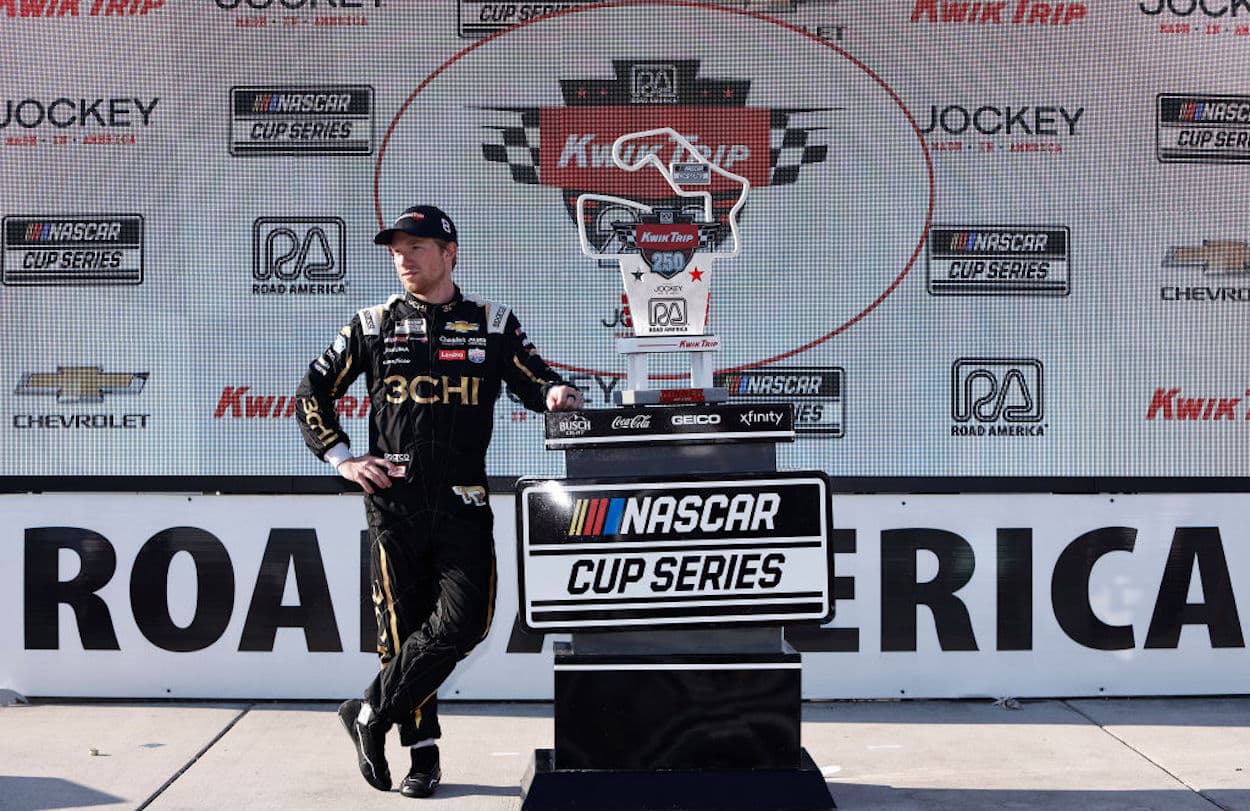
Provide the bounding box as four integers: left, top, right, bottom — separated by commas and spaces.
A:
544, 403, 794, 447
927, 226, 1070, 296
2, 215, 143, 286
229, 86, 374, 156
517, 473, 831, 630
1157, 94, 1250, 164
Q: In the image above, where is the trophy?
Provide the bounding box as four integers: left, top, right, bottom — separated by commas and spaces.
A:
575, 127, 750, 404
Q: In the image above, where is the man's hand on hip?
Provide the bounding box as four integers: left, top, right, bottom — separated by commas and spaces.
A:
546, 385, 585, 412
336, 454, 403, 494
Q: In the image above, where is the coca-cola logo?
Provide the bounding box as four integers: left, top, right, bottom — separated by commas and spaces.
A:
558, 415, 591, 435
611, 414, 652, 430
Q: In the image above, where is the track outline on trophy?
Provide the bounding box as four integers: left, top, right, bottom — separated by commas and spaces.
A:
575, 127, 750, 402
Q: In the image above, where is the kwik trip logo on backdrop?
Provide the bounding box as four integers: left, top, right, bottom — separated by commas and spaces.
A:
0, 0, 163, 16
229, 86, 373, 156
951, 358, 1045, 436
479, 59, 831, 254
252, 217, 347, 296
2, 215, 143, 286
714, 367, 845, 436
214, 385, 370, 420
12, 367, 150, 430
1147, 386, 1250, 421
1157, 94, 1250, 163
910, 0, 1088, 24
927, 226, 1070, 296
1160, 238, 1250, 302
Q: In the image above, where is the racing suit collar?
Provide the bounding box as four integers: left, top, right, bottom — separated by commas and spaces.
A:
405, 286, 463, 315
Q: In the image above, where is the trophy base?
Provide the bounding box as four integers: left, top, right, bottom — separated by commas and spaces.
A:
615, 387, 728, 405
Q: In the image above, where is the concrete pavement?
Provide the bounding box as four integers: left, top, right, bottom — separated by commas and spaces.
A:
1, 697, 1248, 810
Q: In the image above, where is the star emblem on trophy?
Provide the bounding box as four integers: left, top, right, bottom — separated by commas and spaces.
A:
576, 127, 749, 404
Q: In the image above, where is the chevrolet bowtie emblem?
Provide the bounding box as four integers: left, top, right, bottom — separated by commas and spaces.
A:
15, 367, 148, 404
1164, 240, 1250, 275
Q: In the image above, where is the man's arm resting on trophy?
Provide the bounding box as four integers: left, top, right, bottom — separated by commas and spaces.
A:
324, 443, 402, 494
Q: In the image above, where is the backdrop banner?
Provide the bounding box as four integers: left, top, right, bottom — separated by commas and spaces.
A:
3, 492, 1246, 700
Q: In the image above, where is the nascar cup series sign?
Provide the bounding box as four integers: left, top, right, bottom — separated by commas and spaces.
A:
517, 472, 831, 630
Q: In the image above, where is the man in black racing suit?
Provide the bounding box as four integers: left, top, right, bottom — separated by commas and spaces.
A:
295, 205, 583, 798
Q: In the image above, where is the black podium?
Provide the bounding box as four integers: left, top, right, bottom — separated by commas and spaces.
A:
516, 402, 836, 811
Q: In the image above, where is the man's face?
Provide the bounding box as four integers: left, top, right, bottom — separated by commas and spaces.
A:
388, 232, 456, 297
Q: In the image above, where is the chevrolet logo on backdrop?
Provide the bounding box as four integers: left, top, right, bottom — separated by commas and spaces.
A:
15, 367, 148, 404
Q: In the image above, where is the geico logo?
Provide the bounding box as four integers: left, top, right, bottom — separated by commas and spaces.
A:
617, 492, 781, 535
1140, 0, 1250, 16
383, 374, 481, 405
671, 413, 720, 426
299, 397, 339, 442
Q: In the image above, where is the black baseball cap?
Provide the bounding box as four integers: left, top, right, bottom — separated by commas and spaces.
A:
373, 205, 458, 245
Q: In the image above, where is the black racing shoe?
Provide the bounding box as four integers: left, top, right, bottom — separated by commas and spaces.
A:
338, 699, 392, 792
399, 745, 441, 799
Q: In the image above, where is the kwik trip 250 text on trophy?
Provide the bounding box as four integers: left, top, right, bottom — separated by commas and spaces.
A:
516, 129, 836, 811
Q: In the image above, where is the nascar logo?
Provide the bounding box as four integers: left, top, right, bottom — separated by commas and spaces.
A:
567, 492, 780, 538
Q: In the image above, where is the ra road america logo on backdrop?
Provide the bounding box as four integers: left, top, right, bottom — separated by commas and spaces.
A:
251, 217, 347, 296
375, 3, 932, 377
950, 358, 1046, 437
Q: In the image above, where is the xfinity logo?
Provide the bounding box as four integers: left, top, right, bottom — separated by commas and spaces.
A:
740, 409, 785, 427
671, 413, 721, 426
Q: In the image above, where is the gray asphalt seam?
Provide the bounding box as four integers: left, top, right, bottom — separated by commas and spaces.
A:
134, 704, 254, 811
1060, 700, 1228, 811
